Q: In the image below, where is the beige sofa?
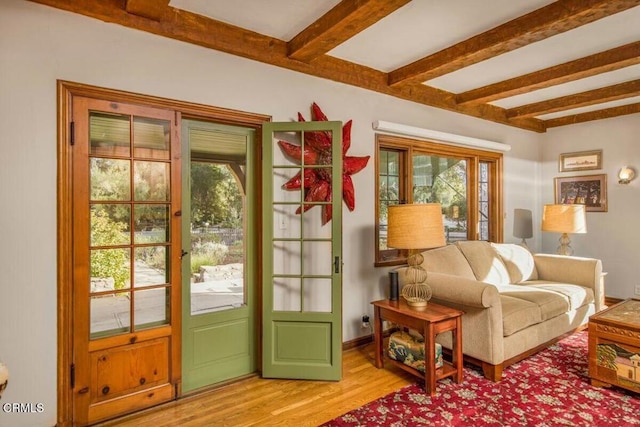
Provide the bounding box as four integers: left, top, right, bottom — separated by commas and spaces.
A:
399, 241, 604, 381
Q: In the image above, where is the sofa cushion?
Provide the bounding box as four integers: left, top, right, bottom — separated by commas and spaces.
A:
497, 284, 570, 321
522, 281, 594, 312
500, 295, 542, 336
455, 241, 510, 286
491, 243, 538, 283
421, 244, 476, 280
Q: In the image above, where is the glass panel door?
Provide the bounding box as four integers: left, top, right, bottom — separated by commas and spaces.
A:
181, 120, 257, 393
262, 120, 343, 381
89, 112, 172, 338
72, 97, 179, 425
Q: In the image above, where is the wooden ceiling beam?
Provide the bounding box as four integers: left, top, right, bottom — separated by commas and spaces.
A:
125, 0, 169, 21
26, 0, 545, 132
287, 0, 411, 62
457, 41, 640, 105
387, 0, 640, 87
507, 79, 640, 118
544, 102, 640, 128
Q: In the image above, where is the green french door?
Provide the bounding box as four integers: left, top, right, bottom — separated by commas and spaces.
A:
262, 121, 343, 381
181, 119, 257, 392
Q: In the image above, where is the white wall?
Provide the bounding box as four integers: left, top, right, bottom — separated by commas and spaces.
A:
1, 1, 541, 425
540, 116, 640, 299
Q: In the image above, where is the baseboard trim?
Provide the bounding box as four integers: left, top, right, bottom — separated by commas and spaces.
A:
342, 328, 400, 351
604, 296, 623, 307
343, 334, 373, 350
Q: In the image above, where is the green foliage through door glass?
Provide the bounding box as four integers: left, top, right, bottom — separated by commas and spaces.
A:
90, 209, 131, 289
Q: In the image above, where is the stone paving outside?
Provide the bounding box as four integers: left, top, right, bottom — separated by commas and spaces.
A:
91, 262, 244, 336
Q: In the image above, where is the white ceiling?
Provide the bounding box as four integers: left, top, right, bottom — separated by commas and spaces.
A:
169, 0, 640, 120
169, 0, 342, 40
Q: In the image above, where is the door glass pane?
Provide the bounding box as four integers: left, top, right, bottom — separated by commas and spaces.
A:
87, 108, 175, 343
273, 167, 303, 203
302, 206, 332, 239
134, 116, 170, 160
134, 204, 169, 244
134, 160, 170, 201
273, 241, 301, 275
273, 278, 301, 311
303, 278, 332, 312
273, 205, 301, 239
91, 204, 131, 246
90, 158, 131, 201
413, 154, 467, 243
90, 112, 131, 157
479, 162, 490, 241
134, 287, 170, 330
90, 291, 131, 339
190, 162, 246, 314
302, 241, 332, 276
90, 248, 131, 290
273, 131, 302, 166
134, 246, 168, 287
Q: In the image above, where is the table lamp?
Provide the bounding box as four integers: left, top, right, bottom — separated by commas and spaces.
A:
541, 204, 586, 256
387, 203, 445, 309
0, 359, 7, 399
513, 208, 533, 247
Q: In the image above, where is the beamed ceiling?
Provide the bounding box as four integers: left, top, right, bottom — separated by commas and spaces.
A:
29, 0, 640, 132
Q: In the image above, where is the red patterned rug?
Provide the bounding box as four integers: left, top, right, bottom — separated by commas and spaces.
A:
323, 332, 640, 426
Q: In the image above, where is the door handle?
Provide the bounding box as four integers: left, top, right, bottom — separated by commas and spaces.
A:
334, 256, 340, 273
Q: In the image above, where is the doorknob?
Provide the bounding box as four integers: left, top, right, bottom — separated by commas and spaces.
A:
334, 256, 340, 273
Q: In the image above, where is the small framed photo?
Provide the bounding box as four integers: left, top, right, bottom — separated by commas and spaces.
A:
555, 174, 607, 212
559, 150, 602, 172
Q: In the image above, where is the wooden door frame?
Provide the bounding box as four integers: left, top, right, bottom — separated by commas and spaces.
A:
57, 80, 270, 426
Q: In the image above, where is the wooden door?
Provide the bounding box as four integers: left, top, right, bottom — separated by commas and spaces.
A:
71, 97, 181, 425
261, 121, 343, 381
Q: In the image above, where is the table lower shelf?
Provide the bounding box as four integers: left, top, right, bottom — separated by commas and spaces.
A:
385, 357, 458, 383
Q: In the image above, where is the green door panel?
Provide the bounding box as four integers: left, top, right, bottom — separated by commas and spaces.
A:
182, 119, 257, 393
262, 121, 343, 381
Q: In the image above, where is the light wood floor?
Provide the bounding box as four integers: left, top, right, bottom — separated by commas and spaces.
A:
97, 342, 417, 427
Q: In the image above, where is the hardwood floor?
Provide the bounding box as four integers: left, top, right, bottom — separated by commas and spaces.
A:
96, 342, 417, 427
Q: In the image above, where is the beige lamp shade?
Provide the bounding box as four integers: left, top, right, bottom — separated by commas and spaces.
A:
541, 204, 587, 234
387, 203, 446, 250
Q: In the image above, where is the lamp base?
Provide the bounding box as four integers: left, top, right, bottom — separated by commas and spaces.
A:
404, 297, 428, 311
401, 282, 432, 311
557, 233, 574, 256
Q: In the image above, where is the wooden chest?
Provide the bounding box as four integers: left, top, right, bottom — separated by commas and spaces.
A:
588, 298, 640, 394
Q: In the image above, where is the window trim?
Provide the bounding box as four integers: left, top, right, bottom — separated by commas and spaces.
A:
375, 134, 503, 267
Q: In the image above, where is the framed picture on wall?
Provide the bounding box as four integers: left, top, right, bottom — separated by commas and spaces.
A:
554, 174, 607, 212
559, 150, 602, 172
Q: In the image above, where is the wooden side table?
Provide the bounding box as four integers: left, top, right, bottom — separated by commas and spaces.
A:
372, 299, 464, 396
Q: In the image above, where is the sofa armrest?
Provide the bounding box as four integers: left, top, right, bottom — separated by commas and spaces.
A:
533, 254, 604, 311
424, 272, 505, 365
425, 272, 500, 308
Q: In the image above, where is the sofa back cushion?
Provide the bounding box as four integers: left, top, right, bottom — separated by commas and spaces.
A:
455, 241, 510, 286
421, 244, 476, 280
491, 243, 539, 283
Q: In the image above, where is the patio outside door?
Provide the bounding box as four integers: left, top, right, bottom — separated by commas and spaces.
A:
181, 119, 258, 392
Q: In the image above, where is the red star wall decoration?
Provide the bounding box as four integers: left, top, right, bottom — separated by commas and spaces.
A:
278, 103, 370, 225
